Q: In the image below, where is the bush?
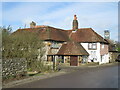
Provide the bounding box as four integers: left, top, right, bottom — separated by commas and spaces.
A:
1, 26, 47, 72
28, 61, 52, 73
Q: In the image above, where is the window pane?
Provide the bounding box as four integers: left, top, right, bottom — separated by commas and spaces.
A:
89, 43, 92, 48
93, 44, 96, 49
88, 43, 96, 49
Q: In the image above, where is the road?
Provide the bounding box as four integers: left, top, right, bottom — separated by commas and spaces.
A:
11, 63, 119, 88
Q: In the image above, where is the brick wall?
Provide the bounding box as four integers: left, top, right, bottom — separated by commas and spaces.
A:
109, 52, 120, 62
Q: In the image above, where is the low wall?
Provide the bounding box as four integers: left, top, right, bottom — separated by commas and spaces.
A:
2, 58, 27, 79
0, 59, 2, 89
109, 52, 120, 62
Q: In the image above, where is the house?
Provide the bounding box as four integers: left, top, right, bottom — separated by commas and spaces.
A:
14, 15, 110, 66
104, 30, 119, 62
57, 41, 89, 66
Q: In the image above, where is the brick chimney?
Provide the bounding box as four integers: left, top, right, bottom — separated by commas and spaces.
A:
72, 15, 78, 30
30, 21, 36, 28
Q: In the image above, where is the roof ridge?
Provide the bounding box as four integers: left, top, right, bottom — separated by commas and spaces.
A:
65, 28, 92, 31
47, 26, 66, 31
78, 28, 92, 29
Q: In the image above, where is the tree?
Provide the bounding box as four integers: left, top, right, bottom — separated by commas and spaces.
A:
116, 41, 120, 52
2, 26, 12, 59
2, 26, 46, 72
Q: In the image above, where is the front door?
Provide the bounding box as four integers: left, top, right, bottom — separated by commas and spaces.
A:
70, 56, 78, 66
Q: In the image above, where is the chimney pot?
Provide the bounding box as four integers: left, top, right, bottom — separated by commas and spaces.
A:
74, 15, 77, 20
30, 21, 36, 28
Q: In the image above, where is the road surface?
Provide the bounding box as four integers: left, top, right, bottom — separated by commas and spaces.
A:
10, 63, 119, 88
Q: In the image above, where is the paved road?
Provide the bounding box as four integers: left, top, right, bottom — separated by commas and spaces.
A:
12, 63, 119, 88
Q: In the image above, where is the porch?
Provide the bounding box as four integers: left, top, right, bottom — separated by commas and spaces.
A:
47, 41, 89, 67
47, 55, 88, 66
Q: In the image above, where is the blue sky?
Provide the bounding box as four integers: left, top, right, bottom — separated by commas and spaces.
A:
2, 2, 118, 41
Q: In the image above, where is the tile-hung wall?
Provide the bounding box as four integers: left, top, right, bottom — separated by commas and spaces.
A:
100, 43, 109, 64
100, 43, 109, 55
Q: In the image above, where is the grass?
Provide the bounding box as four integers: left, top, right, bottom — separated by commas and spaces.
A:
27, 69, 56, 77
34, 73, 45, 76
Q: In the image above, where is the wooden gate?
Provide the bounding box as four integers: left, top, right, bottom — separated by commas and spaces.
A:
70, 56, 78, 66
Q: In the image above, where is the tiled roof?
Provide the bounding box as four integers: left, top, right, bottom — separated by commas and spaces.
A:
14, 26, 70, 42
66, 28, 108, 43
14, 26, 107, 43
57, 41, 89, 55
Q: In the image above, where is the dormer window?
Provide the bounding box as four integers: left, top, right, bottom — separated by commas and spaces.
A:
51, 41, 59, 49
88, 43, 97, 50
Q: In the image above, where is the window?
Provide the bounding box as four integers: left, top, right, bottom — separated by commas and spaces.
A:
51, 42, 59, 48
89, 43, 92, 48
93, 51, 96, 56
82, 56, 87, 63
88, 43, 97, 50
90, 51, 93, 58
93, 43, 96, 49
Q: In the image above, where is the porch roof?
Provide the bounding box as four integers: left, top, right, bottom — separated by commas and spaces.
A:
57, 41, 89, 56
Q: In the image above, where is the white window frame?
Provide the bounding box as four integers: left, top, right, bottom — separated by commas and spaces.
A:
88, 43, 97, 50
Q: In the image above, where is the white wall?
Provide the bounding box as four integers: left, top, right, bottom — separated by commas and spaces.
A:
81, 43, 101, 64
42, 41, 110, 64
81, 42, 110, 64
100, 53, 109, 64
